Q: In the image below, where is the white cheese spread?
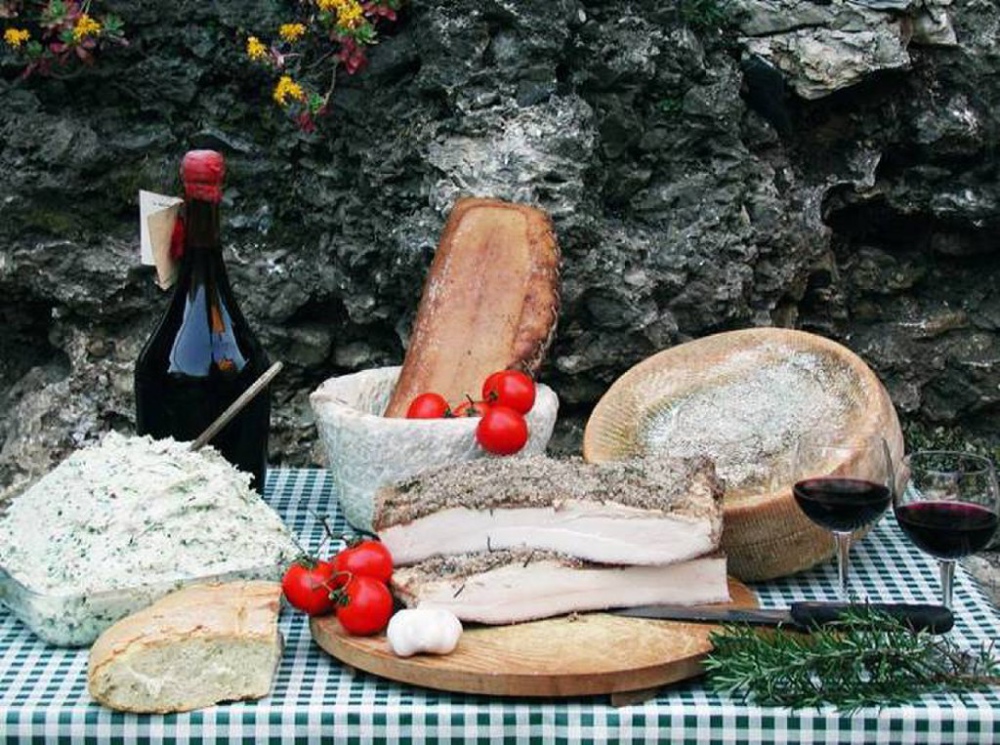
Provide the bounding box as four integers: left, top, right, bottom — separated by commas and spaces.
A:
0, 432, 300, 646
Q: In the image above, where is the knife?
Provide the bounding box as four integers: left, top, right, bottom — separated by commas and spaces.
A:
614, 601, 954, 634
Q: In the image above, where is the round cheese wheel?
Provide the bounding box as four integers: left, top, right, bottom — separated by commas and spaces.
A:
582, 328, 904, 581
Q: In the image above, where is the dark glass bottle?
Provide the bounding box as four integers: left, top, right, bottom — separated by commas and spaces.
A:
135, 150, 271, 492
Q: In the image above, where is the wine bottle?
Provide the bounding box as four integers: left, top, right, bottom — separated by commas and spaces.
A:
135, 150, 272, 492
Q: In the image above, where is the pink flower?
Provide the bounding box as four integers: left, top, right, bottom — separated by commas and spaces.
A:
363, 2, 397, 21
337, 36, 368, 75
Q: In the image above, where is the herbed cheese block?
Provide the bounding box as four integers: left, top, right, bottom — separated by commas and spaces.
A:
384, 197, 560, 417
583, 328, 904, 581
374, 455, 724, 567
88, 581, 282, 713
0, 432, 300, 646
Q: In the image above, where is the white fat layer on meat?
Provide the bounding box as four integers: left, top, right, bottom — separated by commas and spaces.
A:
400, 555, 730, 625
381, 502, 715, 566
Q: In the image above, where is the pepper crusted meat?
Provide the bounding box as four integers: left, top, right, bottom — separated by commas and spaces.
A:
374, 455, 725, 567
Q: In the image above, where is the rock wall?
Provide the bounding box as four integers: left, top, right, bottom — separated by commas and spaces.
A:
1, 0, 998, 494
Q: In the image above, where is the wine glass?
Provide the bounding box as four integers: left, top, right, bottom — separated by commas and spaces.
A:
791, 434, 894, 600
895, 451, 1000, 609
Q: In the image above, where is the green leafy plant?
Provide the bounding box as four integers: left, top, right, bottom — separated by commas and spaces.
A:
704, 606, 1000, 710
244, 0, 402, 131
902, 420, 1000, 466
659, 96, 684, 117
678, 0, 737, 31
1, 0, 126, 77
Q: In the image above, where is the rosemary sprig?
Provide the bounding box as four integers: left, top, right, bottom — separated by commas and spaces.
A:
703, 607, 1000, 710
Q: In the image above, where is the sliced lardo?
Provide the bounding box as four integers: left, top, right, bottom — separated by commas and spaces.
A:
374, 455, 723, 567
391, 549, 730, 625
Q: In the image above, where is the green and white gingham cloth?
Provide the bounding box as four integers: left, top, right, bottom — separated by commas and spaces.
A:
2, 469, 999, 744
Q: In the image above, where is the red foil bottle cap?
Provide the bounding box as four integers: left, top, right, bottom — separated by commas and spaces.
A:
181, 150, 225, 202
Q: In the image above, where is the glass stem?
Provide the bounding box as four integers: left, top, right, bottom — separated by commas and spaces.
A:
834, 531, 853, 600
939, 559, 956, 609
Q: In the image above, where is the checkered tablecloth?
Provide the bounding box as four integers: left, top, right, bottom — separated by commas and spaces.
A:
2, 469, 999, 744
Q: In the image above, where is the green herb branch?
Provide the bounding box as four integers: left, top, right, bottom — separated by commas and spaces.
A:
703, 607, 1000, 710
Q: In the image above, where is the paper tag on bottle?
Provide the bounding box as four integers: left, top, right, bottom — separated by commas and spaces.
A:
139, 190, 183, 290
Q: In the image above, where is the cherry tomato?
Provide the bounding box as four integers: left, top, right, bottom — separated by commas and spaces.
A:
475, 405, 529, 455
481, 371, 504, 399
332, 539, 394, 583
281, 558, 338, 616
406, 392, 451, 419
482, 370, 536, 414
452, 397, 491, 418
335, 575, 394, 636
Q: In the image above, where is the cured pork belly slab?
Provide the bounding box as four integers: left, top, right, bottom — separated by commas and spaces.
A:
391, 550, 730, 625
374, 456, 724, 567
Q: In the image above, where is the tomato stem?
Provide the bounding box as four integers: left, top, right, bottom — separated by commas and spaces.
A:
328, 570, 355, 605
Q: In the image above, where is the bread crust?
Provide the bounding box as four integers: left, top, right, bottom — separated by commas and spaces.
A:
384, 197, 560, 417
87, 581, 282, 713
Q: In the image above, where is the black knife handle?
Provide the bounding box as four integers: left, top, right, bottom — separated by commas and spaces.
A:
789, 602, 954, 634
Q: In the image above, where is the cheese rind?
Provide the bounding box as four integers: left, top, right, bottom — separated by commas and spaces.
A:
583, 328, 905, 581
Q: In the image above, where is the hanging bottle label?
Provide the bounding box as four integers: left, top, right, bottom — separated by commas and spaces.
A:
139, 189, 183, 289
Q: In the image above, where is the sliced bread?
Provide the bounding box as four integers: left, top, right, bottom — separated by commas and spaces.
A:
88, 581, 282, 713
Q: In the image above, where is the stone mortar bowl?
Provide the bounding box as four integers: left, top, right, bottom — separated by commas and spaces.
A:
309, 366, 559, 532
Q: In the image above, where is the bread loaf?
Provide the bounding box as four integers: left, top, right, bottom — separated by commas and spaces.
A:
384, 197, 560, 417
88, 581, 282, 713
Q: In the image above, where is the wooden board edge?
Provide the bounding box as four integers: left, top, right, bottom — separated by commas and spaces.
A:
311, 579, 756, 699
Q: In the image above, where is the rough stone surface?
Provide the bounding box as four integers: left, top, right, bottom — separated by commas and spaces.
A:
0, 0, 998, 595
737, 0, 957, 100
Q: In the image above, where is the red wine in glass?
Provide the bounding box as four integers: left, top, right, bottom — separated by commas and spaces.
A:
793, 478, 892, 533
895, 502, 999, 560
791, 434, 894, 600
896, 450, 1000, 608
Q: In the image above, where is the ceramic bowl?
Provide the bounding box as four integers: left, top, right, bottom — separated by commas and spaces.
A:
310, 366, 559, 531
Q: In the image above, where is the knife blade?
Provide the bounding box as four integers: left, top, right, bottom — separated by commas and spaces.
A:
613, 601, 954, 634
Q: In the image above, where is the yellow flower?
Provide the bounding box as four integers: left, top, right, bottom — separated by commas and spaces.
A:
273, 75, 306, 106
279, 23, 306, 42
4, 28, 31, 49
337, 1, 364, 29
72, 14, 102, 42
316, 0, 345, 11
246, 35, 268, 60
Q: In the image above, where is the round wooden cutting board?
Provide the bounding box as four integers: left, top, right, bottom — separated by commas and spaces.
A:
310, 579, 756, 698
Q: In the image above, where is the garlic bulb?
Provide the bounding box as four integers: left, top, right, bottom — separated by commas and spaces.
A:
386, 608, 463, 657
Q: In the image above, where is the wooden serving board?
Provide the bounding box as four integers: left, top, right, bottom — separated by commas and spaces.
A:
311, 579, 755, 698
